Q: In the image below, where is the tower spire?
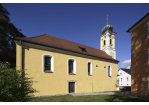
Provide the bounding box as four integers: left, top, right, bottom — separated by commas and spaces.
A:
106, 14, 109, 25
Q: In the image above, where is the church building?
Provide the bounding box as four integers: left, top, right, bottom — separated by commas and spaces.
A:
13, 19, 119, 97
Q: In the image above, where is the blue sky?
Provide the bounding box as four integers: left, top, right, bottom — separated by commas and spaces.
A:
2, 3, 149, 69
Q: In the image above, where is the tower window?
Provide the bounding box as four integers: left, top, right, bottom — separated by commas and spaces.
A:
110, 39, 112, 44
104, 40, 106, 45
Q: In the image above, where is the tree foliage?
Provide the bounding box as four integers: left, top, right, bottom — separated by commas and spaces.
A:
0, 3, 26, 67
0, 64, 38, 102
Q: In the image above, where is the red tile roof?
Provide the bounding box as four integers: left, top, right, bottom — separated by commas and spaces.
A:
13, 34, 119, 62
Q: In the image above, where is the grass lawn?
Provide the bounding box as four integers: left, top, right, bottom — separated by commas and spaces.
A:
28, 94, 147, 102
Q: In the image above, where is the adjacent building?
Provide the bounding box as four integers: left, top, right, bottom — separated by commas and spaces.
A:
118, 66, 131, 88
13, 22, 119, 97
127, 12, 149, 97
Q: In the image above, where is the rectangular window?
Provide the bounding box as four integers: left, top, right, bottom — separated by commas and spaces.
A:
45, 56, 51, 70
126, 77, 128, 82
121, 78, 122, 82
147, 22, 149, 38
108, 66, 111, 77
69, 60, 73, 73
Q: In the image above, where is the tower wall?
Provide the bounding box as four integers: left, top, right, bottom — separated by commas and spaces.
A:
100, 31, 116, 59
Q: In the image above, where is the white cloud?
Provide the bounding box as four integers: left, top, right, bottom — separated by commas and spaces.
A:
122, 59, 131, 68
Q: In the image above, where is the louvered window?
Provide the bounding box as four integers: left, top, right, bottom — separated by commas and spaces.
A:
69, 60, 74, 73
147, 22, 149, 38
104, 40, 106, 45
44, 56, 51, 70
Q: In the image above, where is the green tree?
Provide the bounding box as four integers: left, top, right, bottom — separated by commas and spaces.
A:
0, 3, 26, 68
0, 64, 38, 102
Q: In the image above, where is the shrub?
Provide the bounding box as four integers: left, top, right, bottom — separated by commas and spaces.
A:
0, 64, 38, 102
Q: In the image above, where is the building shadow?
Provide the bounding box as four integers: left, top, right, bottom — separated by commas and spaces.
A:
104, 94, 147, 102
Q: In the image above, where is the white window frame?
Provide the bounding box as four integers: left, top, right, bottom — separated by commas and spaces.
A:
108, 65, 112, 77
67, 58, 76, 75
87, 61, 92, 76
42, 54, 54, 73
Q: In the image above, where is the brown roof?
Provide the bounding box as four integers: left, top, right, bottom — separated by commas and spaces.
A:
12, 34, 119, 62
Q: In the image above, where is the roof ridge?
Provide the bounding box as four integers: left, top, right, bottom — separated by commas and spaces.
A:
29, 34, 48, 38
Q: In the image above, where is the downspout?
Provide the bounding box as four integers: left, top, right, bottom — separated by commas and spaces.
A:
92, 63, 93, 92
92, 73, 93, 92
20, 40, 22, 70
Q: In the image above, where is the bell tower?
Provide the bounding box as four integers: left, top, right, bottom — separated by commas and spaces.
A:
99, 15, 117, 59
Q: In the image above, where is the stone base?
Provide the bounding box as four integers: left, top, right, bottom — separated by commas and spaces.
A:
131, 92, 149, 98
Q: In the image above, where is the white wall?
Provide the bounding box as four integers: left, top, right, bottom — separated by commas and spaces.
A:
118, 69, 131, 87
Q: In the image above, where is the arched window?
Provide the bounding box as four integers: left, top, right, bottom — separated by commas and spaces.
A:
87, 62, 92, 76
68, 58, 76, 75
108, 65, 112, 77
42, 54, 54, 73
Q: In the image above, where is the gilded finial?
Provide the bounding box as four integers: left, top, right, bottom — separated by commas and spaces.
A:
106, 14, 109, 25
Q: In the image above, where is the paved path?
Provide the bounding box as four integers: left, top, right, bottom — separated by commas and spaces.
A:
71, 91, 149, 101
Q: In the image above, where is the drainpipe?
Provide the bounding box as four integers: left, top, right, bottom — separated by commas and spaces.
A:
20, 40, 22, 70
92, 73, 93, 92
92, 63, 93, 92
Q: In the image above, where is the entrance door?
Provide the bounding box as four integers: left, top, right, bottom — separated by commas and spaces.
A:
69, 82, 75, 93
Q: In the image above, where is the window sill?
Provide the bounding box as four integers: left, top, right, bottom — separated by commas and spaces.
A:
69, 73, 76, 75
88, 74, 92, 76
44, 70, 53, 73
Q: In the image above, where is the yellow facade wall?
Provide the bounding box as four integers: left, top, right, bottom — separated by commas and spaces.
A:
16, 43, 118, 96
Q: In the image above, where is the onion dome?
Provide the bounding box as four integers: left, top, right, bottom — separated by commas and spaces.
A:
102, 24, 113, 34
